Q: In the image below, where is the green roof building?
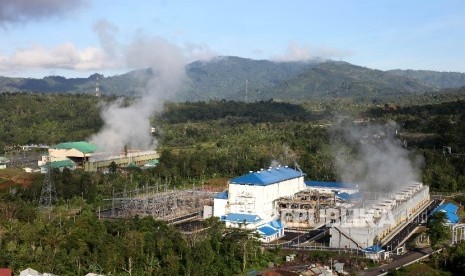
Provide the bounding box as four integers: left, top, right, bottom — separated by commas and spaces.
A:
54, 141, 97, 154
40, 159, 76, 173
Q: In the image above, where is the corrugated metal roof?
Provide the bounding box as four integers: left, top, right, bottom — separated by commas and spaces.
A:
41, 159, 76, 169
55, 141, 97, 154
269, 219, 283, 229
435, 203, 459, 214
433, 203, 460, 224
144, 159, 159, 166
336, 192, 363, 201
258, 226, 278, 236
222, 213, 262, 223
446, 212, 460, 224
305, 181, 358, 189
230, 167, 304, 186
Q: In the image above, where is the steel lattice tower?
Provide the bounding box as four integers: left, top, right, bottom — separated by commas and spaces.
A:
95, 75, 100, 97
39, 159, 56, 208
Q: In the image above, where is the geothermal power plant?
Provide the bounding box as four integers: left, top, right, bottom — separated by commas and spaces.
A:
38, 140, 454, 260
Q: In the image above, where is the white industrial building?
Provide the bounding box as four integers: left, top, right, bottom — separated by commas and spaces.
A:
213, 166, 430, 246
214, 166, 305, 241
329, 182, 430, 249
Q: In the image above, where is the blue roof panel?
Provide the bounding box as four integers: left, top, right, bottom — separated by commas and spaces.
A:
230, 167, 304, 186
437, 203, 459, 214
215, 190, 228, 199
432, 202, 460, 224
306, 181, 358, 189
365, 244, 384, 253
258, 226, 278, 236
223, 213, 262, 223
447, 212, 460, 224
336, 192, 363, 202
269, 220, 283, 229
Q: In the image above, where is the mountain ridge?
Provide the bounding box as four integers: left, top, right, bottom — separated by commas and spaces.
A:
2, 56, 465, 102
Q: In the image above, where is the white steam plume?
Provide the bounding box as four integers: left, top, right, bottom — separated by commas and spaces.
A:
333, 122, 422, 192
270, 143, 301, 170
90, 33, 186, 153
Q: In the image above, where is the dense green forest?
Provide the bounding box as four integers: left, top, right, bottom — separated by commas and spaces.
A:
2, 92, 465, 274
2, 92, 465, 189
0, 199, 272, 275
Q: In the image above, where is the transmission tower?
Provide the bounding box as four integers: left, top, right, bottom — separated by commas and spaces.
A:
39, 157, 57, 208
95, 75, 100, 97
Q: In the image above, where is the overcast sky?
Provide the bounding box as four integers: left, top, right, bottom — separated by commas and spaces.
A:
1, 0, 465, 78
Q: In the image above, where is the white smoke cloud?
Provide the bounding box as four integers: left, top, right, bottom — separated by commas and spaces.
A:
272, 41, 352, 62
89, 34, 187, 153
333, 122, 422, 192
0, 0, 87, 24
270, 143, 301, 170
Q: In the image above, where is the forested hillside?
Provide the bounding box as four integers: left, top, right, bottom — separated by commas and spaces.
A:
2, 57, 465, 102
388, 69, 465, 89
0, 93, 102, 151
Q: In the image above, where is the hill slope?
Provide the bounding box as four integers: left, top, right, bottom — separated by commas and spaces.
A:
1, 56, 465, 102
387, 69, 465, 89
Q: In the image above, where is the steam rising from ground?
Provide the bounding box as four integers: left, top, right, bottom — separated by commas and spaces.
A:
90, 33, 186, 153
270, 143, 301, 171
333, 122, 422, 192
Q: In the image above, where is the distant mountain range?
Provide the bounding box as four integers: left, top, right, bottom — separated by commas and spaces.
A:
2, 56, 465, 102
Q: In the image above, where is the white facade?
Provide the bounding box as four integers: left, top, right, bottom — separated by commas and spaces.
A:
214, 167, 304, 242
227, 172, 305, 222
213, 197, 227, 217
329, 182, 430, 249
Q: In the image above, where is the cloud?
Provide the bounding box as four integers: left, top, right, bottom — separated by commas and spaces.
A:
0, 0, 87, 24
0, 43, 116, 72
272, 41, 352, 62
183, 42, 218, 62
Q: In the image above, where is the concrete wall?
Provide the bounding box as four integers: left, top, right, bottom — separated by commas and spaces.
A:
227, 175, 305, 222
84, 152, 159, 172
213, 198, 227, 217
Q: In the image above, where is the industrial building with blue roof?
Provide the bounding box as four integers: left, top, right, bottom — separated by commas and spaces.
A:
213, 166, 305, 242
230, 166, 305, 186
305, 181, 358, 190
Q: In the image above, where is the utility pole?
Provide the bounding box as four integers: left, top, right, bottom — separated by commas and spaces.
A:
245, 80, 248, 102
